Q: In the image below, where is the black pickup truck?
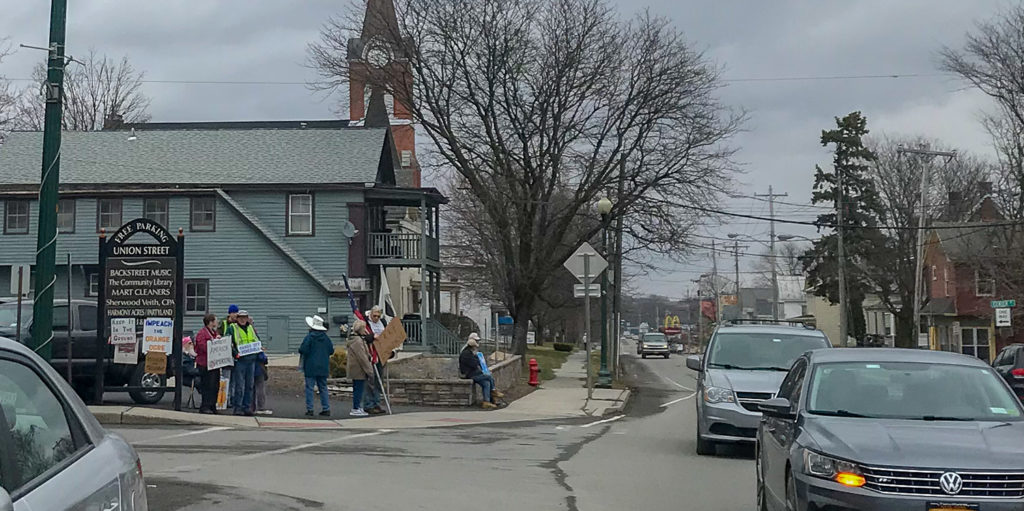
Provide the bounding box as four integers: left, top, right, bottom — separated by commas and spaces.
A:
0, 298, 167, 404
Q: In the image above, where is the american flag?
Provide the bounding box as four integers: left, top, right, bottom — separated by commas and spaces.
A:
342, 275, 366, 322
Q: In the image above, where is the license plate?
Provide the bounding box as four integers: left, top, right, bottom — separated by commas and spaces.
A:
927, 503, 979, 511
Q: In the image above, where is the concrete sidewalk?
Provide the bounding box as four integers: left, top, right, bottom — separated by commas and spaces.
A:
89, 349, 630, 430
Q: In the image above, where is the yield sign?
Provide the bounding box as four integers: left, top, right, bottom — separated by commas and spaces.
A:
563, 242, 608, 284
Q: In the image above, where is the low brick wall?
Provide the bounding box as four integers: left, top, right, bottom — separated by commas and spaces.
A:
328, 355, 522, 407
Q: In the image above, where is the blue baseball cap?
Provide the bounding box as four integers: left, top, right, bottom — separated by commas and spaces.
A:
228, 304, 239, 314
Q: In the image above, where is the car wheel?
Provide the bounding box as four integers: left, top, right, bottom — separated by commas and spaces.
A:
786, 470, 799, 511
696, 433, 716, 456
129, 362, 166, 405
664, 354, 670, 359
756, 449, 769, 511
642, 353, 647, 359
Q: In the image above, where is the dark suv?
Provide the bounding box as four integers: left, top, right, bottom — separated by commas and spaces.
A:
993, 343, 1024, 399
0, 299, 167, 404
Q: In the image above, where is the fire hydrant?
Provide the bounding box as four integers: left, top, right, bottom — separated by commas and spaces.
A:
528, 358, 540, 386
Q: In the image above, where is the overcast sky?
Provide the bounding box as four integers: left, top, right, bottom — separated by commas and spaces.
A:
0, 0, 1011, 299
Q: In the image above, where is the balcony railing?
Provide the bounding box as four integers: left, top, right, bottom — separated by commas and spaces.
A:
367, 232, 440, 263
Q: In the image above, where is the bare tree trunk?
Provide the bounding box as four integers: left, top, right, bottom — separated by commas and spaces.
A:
512, 308, 533, 367
893, 307, 916, 349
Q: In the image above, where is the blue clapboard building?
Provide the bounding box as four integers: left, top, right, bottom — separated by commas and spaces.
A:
0, 120, 457, 353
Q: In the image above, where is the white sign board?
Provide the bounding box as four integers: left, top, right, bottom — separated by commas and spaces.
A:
996, 308, 1012, 327
142, 318, 173, 353
237, 339, 263, 357
110, 318, 136, 345
563, 242, 608, 284
207, 336, 234, 370
573, 284, 602, 298
113, 342, 138, 365
9, 265, 30, 296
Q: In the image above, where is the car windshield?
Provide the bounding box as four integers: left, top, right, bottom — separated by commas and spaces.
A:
807, 362, 1023, 421
0, 303, 31, 330
706, 332, 827, 370
643, 334, 666, 343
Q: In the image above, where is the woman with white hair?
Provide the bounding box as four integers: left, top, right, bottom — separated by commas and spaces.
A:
367, 306, 387, 338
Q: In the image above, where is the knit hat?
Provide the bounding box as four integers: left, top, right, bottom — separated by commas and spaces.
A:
228, 304, 239, 314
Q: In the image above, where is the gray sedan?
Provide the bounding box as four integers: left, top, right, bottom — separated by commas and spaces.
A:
757, 348, 1024, 511
0, 336, 147, 511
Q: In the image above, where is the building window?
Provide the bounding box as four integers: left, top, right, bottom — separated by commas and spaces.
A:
96, 198, 122, 232
287, 193, 314, 235
884, 314, 893, 336
190, 197, 216, 232
962, 327, 990, 361
143, 198, 169, 228
184, 280, 209, 314
56, 199, 75, 233
86, 273, 98, 297
943, 266, 950, 297
3, 200, 30, 234
975, 269, 995, 297
401, 150, 412, 168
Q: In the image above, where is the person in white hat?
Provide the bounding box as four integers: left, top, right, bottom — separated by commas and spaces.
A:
299, 315, 334, 417
459, 335, 503, 408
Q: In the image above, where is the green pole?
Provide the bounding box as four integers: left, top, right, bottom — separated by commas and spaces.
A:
30, 0, 68, 361
598, 215, 612, 388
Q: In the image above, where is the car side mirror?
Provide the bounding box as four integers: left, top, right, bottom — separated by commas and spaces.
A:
0, 487, 12, 511
758, 397, 795, 419
686, 355, 703, 372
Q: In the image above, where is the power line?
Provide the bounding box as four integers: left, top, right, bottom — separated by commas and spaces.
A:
681, 203, 1024, 231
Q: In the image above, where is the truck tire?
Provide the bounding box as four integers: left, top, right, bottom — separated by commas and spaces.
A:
129, 362, 166, 405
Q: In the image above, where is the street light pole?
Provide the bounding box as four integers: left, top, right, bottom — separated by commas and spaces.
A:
756, 186, 788, 320
597, 198, 613, 388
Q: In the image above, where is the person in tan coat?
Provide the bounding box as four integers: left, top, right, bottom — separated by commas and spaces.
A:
346, 320, 376, 417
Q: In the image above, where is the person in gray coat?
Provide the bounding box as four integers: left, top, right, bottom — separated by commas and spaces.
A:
346, 320, 376, 417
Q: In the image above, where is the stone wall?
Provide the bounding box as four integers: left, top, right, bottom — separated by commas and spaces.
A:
328, 355, 522, 407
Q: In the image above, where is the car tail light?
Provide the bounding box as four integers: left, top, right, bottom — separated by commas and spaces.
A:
1012, 368, 1024, 379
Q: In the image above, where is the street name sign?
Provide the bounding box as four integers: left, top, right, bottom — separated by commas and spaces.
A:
573, 284, 602, 298
991, 299, 1016, 309
563, 242, 607, 284
996, 308, 1012, 327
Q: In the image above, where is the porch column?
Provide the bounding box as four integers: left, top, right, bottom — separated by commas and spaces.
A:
420, 196, 427, 345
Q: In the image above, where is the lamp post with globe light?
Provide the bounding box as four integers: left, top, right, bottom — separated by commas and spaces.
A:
597, 197, 613, 388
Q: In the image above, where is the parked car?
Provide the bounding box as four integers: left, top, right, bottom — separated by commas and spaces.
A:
0, 335, 147, 510
639, 332, 671, 359
686, 321, 831, 455
993, 343, 1024, 399
757, 348, 1024, 511
0, 300, 166, 405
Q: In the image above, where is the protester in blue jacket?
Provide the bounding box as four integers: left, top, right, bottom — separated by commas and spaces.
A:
299, 315, 334, 417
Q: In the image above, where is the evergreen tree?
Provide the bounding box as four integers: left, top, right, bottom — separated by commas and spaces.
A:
803, 112, 885, 343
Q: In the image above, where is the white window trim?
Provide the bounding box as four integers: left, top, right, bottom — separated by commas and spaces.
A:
287, 193, 314, 235
86, 273, 99, 297
975, 269, 995, 297
184, 279, 209, 315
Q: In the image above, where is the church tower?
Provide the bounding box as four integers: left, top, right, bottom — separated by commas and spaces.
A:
348, 0, 420, 187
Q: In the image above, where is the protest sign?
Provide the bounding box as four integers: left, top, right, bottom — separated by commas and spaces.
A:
207, 336, 234, 370
144, 351, 167, 374
237, 339, 263, 357
376, 320, 408, 364
217, 372, 230, 410
113, 342, 138, 365
110, 318, 136, 345
142, 318, 173, 353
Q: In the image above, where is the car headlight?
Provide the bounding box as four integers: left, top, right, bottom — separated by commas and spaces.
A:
703, 385, 736, 404
803, 450, 865, 488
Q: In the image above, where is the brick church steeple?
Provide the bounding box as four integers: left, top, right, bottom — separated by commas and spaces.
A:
348, 0, 420, 187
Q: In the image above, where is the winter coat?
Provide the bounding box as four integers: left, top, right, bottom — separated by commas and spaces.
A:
193, 326, 219, 368
459, 347, 482, 379
299, 330, 334, 378
346, 336, 375, 381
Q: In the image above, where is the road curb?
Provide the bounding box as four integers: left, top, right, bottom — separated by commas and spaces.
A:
601, 389, 632, 416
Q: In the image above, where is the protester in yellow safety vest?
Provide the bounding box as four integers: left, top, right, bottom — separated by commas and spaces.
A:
230, 311, 260, 416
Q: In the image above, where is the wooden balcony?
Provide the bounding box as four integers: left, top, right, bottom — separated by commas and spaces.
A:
367, 232, 440, 268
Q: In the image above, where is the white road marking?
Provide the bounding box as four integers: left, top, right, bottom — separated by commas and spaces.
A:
660, 392, 698, 407
663, 376, 694, 391
580, 415, 625, 428
136, 426, 231, 444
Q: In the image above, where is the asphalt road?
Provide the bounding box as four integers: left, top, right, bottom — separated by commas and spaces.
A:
114, 341, 755, 511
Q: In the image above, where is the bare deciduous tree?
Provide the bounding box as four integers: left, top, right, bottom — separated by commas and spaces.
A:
751, 241, 806, 288
15, 49, 150, 131
310, 0, 741, 356
0, 38, 17, 132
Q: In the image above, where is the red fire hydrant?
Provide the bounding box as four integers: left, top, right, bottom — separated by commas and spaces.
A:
528, 358, 540, 386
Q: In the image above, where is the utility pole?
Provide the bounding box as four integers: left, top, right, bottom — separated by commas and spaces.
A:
756, 186, 788, 320
897, 146, 957, 349
711, 240, 721, 323
837, 163, 849, 346
733, 241, 748, 320
31, 0, 69, 361
612, 150, 625, 377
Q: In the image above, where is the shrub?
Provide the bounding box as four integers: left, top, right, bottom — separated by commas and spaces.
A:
436, 312, 481, 339
553, 342, 574, 352
329, 347, 347, 378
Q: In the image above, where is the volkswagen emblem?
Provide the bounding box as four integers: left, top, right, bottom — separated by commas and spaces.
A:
939, 472, 963, 495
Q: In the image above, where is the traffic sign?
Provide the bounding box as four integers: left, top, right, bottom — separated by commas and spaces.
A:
573, 284, 602, 298
996, 308, 1012, 327
991, 299, 1016, 309
563, 242, 608, 284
